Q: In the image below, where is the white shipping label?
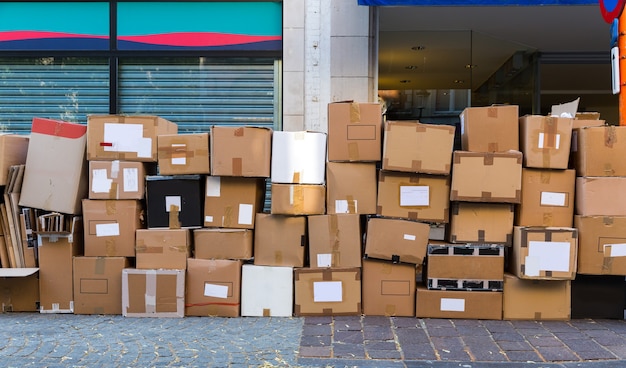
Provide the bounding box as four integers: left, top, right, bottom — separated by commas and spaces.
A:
204, 283, 229, 299
313, 281, 343, 302
123, 168, 139, 193
238, 204, 254, 225
540, 192, 566, 206
205, 215, 214, 223
403, 234, 416, 241
317, 254, 332, 268
92, 169, 112, 193
103, 123, 152, 157
334, 199, 357, 214
538, 132, 561, 149
524, 255, 541, 276
171, 144, 187, 165
440, 298, 465, 312
95, 223, 120, 237
528, 241, 570, 272
165, 196, 182, 212
400, 186, 429, 206
206, 176, 221, 197
605, 243, 626, 257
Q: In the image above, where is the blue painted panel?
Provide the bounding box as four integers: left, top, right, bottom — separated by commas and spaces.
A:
358, 0, 597, 5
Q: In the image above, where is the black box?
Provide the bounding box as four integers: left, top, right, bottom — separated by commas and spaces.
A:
571, 274, 626, 319
146, 175, 203, 229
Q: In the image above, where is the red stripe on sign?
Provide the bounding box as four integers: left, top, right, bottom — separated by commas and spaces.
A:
31, 117, 86, 139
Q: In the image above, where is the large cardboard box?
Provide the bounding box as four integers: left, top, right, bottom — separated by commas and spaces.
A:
576, 177, 626, 216
193, 228, 253, 260
145, 175, 204, 229
326, 162, 377, 215
575, 126, 626, 177
327, 101, 382, 162
82, 199, 143, 257
571, 274, 626, 319
520, 115, 573, 169
204, 176, 265, 229
121, 268, 185, 318
294, 267, 361, 316
382, 121, 455, 175
503, 273, 571, 320
575, 215, 626, 275
308, 214, 362, 268
450, 150, 522, 204
271, 131, 326, 184
511, 226, 578, 280
185, 258, 242, 317
157, 133, 210, 175
570, 118, 605, 168
73, 256, 130, 315
210, 126, 272, 177
270, 184, 326, 215
20, 118, 88, 214
448, 202, 514, 244
459, 105, 519, 152
0, 134, 29, 186
241, 264, 293, 317
87, 115, 178, 162
0, 268, 39, 312
88, 160, 150, 200
415, 286, 503, 320
377, 171, 450, 223
362, 259, 416, 317
135, 229, 191, 270
516, 168, 575, 227
364, 217, 430, 265
254, 213, 306, 267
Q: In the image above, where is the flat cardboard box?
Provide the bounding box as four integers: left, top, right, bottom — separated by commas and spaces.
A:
327, 101, 382, 162
204, 176, 266, 229
87, 115, 178, 162
459, 105, 519, 152
294, 267, 361, 316
364, 217, 430, 265
135, 229, 191, 270
157, 133, 210, 175
210, 126, 272, 177
326, 162, 377, 215
571, 274, 626, 319
516, 168, 575, 227
73, 256, 130, 315
270, 183, 326, 215
145, 175, 204, 229
448, 202, 514, 244
20, 117, 88, 214
503, 273, 571, 320
511, 226, 578, 280
450, 150, 522, 204
576, 177, 626, 216
377, 171, 450, 223
308, 214, 362, 268
575, 215, 626, 275
254, 213, 306, 267
362, 259, 416, 316
271, 131, 326, 184
0, 268, 39, 312
0, 134, 29, 186
382, 121, 455, 175
121, 268, 185, 318
193, 228, 253, 260
415, 286, 503, 320
88, 160, 150, 200
82, 199, 143, 257
185, 258, 242, 317
575, 126, 626, 176
241, 264, 293, 317
520, 115, 573, 169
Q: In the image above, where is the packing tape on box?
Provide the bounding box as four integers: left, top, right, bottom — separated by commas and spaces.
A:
483, 153, 494, 166
477, 230, 485, 242
348, 142, 360, 161
411, 159, 422, 172
106, 200, 117, 215
346, 195, 356, 214
275, 250, 283, 264
136, 245, 164, 254
105, 240, 117, 256
291, 186, 305, 213
350, 102, 361, 123
604, 125, 617, 148
169, 245, 187, 253
263, 308, 271, 317
603, 255, 613, 272
232, 158, 243, 176
487, 106, 498, 118
223, 206, 233, 227
540, 170, 551, 184
385, 304, 396, 316
542, 213, 553, 226
382, 262, 392, 275
108, 182, 119, 199
145, 270, 157, 314
534, 312, 542, 320
322, 269, 333, 281
292, 171, 301, 183
488, 142, 499, 152
94, 257, 106, 275
111, 160, 120, 178
169, 204, 181, 229
234, 127, 245, 137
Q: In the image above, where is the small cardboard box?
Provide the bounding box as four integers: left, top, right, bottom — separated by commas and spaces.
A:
377, 171, 450, 223
364, 217, 430, 265
121, 268, 185, 318
382, 121, 455, 175
271, 131, 326, 184
145, 175, 204, 229
450, 150, 522, 204
448, 202, 514, 244
326, 162, 377, 215
575, 126, 626, 176
569, 118, 605, 167
362, 259, 416, 317
157, 133, 210, 175
82, 199, 143, 257
0, 134, 29, 186
241, 264, 293, 317
254, 213, 306, 267
294, 267, 361, 316
576, 177, 626, 216
193, 228, 253, 260
571, 274, 626, 319
503, 273, 570, 320
327, 101, 382, 162
0, 268, 39, 312
210, 126, 272, 177
520, 115, 573, 169
459, 105, 519, 153
308, 214, 362, 268
88, 160, 150, 200
87, 115, 178, 162
270, 184, 326, 216
204, 176, 266, 229
516, 168, 575, 227
20, 118, 88, 214
73, 256, 130, 315
415, 286, 503, 320
185, 258, 242, 317
135, 229, 191, 270
575, 215, 626, 275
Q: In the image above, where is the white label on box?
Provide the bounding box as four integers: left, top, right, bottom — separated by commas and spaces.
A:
524, 255, 541, 276
92, 169, 112, 193
95, 223, 120, 237
400, 186, 429, 206
313, 281, 343, 302
206, 176, 221, 197
205, 215, 214, 223
334, 199, 357, 214
171, 144, 187, 165
238, 204, 253, 225
165, 196, 182, 212
440, 298, 465, 312
605, 243, 626, 257
103, 123, 152, 157
528, 240, 570, 272
403, 234, 416, 241
538, 132, 561, 149
317, 254, 332, 267
204, 283, 229, 299
540, 191, 566, 206
123, 168, 139, 193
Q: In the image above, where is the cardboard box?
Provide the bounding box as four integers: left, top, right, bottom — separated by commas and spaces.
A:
328, 101, 382, 162
459, 105, 519, 152
0, 134, 29, 186
503, 273, 571, 320
326, 162, 377, 215
88, 160, 150, 200
377, 171, 450, 223
271, 131, 326, 184
82, 199, 143, 257
157, 133, 210, 175
450, 151, 522, 204
185, 258, 242, 317
575, 126, 626, 176
362, 259, 416, 317
511, 226, 578, 280
20, 117, 88, 214
270, 184, 326, 215
241, 264, 293, 317
516, 168, 575, 227
0, 268, 39, 312
193, 228, 253, 260
576, 177, 626, 216
520, 115, 573, 169
121, 268, 185, 318
135, 229, 191, 270
571, 274, 626, 319
254, 213, 306, 267
204, 176, 266, 229
364, 217, 430, 265
569, 118, 605, 167
575, 215, 626, 275
382, 121, 455, 175
415, 286, 503, 320
308, 214, 362, 268
73, 256, 130, 315
87, 115, 178, 162
449, 202, 514, 244
294, 267, 361, 316
210, 126, 272, 177
146, 175, 204, 229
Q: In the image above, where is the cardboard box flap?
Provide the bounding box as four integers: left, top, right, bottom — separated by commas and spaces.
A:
31, 117, 87, 139
0, 268, 38, 277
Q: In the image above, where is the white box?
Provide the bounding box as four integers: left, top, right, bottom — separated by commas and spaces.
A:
241, 264, 293, 317
271, 131, 327, 184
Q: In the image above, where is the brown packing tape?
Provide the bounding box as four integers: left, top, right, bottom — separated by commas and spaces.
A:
234, 127, 245, 137
543, 117, 559, 148
385, 304, 396, 317
93, 306, 105, 315
322, 269, 333, 281
488, 142, 499, 152
411, 160, 422, 172
453, 153, 462, 164
136, 245, 164, 254
105, 240, 116, 256
521, 230, 528, 248
382, 262, 392, 275
293, 186, 305, 213
542, 213, 553, 226
263, 308, 271, 317
535, 312, 542, 320
329, 215, 340, 252
451, 203, 459, 216
477, 230, 485, 242
275, 251, 283, 264
346, 195, 356, 214
223, 206, 233, 227
331, 250, 341, 267
169, 204, 181, 229
94, 257, 106, 275
350, 102, 361, 123
106, 200, 117, 216
603, 256, 613, 272
108, 182, 119, 199
292, 172, 301, 183
483, 154, 494, 166
481, 192, 492, 201
232, 158, 243, 176
545, 271, 553, 277
348, 142, 360, 161
169, 245, 188, 253
408, 211, 418, 220
604, 163, 614, 176
505, 233, 513, 246
604, 216, 614, 226
540, 170, 551, 184
354, 270, 361, 281
323, 308, 333, 315
487, 106, 498, 118
605, 125, 617, 148
159, 144, 196, 158
544, 231, 552, 242
376, 205, 383, 214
